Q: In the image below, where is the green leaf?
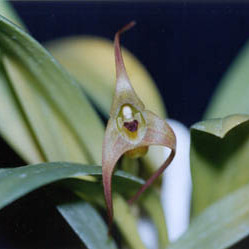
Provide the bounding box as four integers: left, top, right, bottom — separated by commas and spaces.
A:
0, 1, 25, 29
0, 162, 147, 249
0, 15, 104, 164
3, 56, 89, 163
0, 6, 41, 163
140, 190, 169, 249
0, 162, 143, 211
168, 182, 249, 249
58, 200, 117, 249
0, 56, 44, 163
191, 114, 249, 216
205, 40, 249, 119
0, 162, 119, 249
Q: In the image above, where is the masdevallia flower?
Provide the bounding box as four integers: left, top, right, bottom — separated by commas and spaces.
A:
102, 21, 176, 230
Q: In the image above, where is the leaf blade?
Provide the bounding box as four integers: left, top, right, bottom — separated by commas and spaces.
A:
191, 115, 249, 216
0, 15, 104, 164
0, 162, 147, 249
0, 162, 142, 211
205, 40, 249, 119
0, 0, 25, 28
169, 183, 249, 249
58, 200, 117, 249
0, 56, 44, 163
3, 56, 89, 163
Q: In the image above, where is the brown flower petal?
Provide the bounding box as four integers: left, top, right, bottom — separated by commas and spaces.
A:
102, 21, 176, 231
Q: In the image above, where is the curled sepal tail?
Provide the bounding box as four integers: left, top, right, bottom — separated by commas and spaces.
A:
102, 21, 176, 233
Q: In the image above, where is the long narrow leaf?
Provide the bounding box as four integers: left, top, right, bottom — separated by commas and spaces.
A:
0, 161, 148, 249
0, 56, 44, 163
0, 15, 104, 164
0, 162, 142, 211
191, 114, 249, 216
0, 1, 25, 28
168, 182, 249, 249
0, 4, 42, 163
58, 200, 117, 249
205, 39, 249, 119
4, 56, 89, 163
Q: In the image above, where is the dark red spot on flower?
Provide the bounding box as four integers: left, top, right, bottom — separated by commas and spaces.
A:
124, 120, 138, 132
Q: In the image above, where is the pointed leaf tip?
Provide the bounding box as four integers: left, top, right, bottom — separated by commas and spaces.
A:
103, 22, 176, 231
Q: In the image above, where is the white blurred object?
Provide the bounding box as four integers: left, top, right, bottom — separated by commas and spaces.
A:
161, 119, 192, 242
138, 218, 158, 249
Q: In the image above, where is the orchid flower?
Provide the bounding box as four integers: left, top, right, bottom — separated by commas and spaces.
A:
102, 21, 176, 230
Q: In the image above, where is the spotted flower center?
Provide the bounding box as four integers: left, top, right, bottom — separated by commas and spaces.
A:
116, 104, 146, 140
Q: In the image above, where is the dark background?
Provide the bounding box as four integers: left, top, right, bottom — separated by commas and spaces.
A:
10, 1, 249, 127
1, 1, 249, 248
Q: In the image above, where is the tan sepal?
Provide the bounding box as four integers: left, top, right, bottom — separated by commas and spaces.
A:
102, 110, 176, 231
102, 22, 176, 232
